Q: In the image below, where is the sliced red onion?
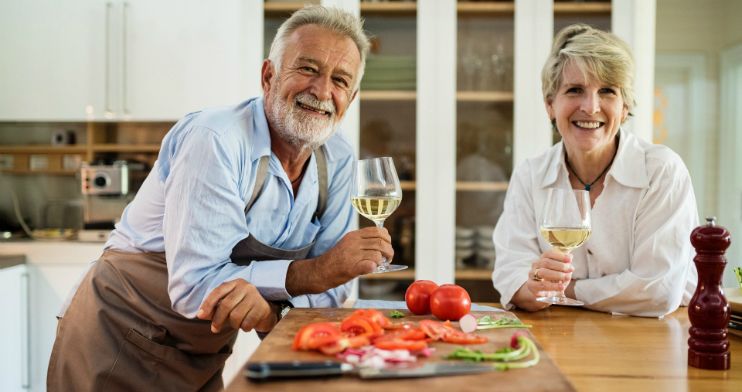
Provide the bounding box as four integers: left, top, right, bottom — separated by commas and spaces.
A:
459, 313, 478, 333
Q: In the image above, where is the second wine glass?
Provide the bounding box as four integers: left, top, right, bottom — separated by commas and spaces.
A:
538, 188, 592, 306
352, 157, 407, 273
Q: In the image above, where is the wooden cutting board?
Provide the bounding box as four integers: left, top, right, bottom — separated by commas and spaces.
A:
225, 308, 575, 392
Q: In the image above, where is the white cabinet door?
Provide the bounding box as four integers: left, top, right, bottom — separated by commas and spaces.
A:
30, 264, 89, 392
0, 0, 108, 121
120, 0, 249, 120
0, 265, 30, 392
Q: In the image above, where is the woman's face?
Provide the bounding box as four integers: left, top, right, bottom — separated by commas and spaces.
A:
545, 61, 628, 155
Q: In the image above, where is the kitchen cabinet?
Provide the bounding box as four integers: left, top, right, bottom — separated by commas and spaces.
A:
0, 0, 250, 121
0, 264, 30, 392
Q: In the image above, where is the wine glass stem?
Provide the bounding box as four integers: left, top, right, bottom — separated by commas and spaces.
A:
374, 219, 388, 270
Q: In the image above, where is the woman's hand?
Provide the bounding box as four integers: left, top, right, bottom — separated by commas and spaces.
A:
512, 249, 575, 311
197, 279, 278, 334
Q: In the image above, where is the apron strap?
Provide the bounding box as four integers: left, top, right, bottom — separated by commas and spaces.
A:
314, 145, 328, 220
244, 146, 329, 219
244, 155, 270, 214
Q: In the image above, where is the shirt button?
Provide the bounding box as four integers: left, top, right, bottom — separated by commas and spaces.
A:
587, 249, 593, 255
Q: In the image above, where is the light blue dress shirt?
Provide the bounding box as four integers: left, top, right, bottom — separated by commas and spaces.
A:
105, 97, 356, 318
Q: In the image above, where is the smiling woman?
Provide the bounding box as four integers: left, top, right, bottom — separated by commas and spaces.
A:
492, 23, 699, 318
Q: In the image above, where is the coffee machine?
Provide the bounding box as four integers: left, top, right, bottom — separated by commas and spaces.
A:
80, 161, 131, 230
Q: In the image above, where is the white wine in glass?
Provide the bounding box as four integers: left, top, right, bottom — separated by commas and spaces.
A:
537, 188, 591, 306
352, 157, 407, 273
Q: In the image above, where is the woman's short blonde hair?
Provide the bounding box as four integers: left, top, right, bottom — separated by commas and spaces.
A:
541, 24, 636, 114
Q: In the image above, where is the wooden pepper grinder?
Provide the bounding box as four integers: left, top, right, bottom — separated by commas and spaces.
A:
688, 217, 731, 370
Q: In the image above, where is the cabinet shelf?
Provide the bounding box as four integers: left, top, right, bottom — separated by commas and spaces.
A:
400, 181, 415, 191
456, 181, 508, 192
458, 2, 514, 14
361, 90, 416, 101
361, 2, 417, 14
360, 268, 494, 281
554, 2, 611, 14
0, 146, 86, 154
0, 169, 77, 176
91, 144, 160, 153
457, 91, 514, 103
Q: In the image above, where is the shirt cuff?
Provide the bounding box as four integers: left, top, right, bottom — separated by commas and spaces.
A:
241, 259, 293, 301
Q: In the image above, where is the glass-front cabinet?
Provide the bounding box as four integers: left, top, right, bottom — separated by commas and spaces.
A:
260, 0, 632, 302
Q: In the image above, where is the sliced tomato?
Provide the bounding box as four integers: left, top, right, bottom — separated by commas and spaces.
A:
350, 309, 392, 329
385, 321, 417, 330
373, 338, 428, 351
341, 315, 382, 338
318, 335, 370, 355
418, 319, 455, 341
292, 322, 342, 351
441, 330, 488, 345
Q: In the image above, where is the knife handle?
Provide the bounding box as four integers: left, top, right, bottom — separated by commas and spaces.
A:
245, 360, 347, 380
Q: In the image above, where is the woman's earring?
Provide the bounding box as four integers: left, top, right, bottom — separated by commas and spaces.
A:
551, 119, 558, 132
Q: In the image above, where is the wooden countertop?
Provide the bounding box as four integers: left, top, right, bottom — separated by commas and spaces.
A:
226, 306, 741, 392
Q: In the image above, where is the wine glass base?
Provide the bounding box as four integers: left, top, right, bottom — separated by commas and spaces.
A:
536, 296, 584, 306
371, 264, 408, 274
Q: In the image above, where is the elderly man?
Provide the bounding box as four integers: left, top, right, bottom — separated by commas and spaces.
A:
47, 6, 389, 391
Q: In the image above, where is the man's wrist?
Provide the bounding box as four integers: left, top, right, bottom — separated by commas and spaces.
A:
286, 258, 327, 296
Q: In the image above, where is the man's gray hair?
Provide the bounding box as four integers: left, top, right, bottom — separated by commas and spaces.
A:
268, 5, 370, 90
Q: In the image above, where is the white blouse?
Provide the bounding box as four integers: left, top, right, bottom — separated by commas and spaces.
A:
492, 129, 699, 317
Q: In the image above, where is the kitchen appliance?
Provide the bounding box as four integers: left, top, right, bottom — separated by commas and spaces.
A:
81, 161, 129, 196
80, 161, 131, 230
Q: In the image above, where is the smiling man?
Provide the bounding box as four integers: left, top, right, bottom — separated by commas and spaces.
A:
47, 6, 391, 391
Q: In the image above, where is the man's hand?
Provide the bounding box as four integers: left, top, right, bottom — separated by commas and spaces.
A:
286, 227, 394, 296
196, 279, 277, 334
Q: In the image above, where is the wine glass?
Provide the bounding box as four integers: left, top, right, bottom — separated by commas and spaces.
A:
352, 157, 407, 273
537, 188, 591, 306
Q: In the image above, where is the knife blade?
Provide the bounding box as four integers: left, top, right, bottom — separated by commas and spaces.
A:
245, 361, 493, 381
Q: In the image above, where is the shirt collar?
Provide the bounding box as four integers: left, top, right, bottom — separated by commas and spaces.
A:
540, 128, 648, 189
248, 96, 272, 163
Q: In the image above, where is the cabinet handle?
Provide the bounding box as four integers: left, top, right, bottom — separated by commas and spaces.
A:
20, 271, 30, 389
105, 2, 113, 116
122, 1, 130, 115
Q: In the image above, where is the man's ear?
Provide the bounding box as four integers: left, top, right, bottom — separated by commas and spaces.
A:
261, 60, 275, 95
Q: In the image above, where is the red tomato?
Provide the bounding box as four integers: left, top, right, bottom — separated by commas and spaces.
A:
429, 284, 471, 321
405, 280, 439, 315
441, 330, 488, 345
341, 315, 382, 338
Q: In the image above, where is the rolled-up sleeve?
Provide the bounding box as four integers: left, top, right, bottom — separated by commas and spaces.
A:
574, 158, 698, 317
492, 162, 540, 309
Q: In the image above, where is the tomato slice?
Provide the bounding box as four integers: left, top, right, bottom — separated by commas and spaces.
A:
374, 338, 428, 351
418, 319, 455, 341
341, 315, 382, 338
318, 335, 370, 355
292, 322, 342, 351
350, 309, 392, 329
441, 330, 488, 345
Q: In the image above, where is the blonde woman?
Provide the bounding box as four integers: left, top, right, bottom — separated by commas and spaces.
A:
492, 24, 698, 317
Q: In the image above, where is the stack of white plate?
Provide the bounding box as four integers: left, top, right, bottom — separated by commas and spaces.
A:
454, 226, 475, 268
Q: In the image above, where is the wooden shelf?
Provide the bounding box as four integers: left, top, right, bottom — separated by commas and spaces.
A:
457, 91, 514, 103
400, 180, 415, 191
361, 2, 417, 14
456, 181, 508, 192
0, 145, 87, 154
361, 90, 416, 101
91, 144, 160, 153
458, 2, 514, 14
360, 267, 494, 281
554, 2, 611, 14
263, 2, 305, 13
0, 168, 77, 176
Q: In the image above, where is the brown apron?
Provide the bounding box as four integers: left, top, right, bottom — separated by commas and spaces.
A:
47, 148, 328, 391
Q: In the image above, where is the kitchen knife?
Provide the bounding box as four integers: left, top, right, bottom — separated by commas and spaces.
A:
245, 361, 493, 381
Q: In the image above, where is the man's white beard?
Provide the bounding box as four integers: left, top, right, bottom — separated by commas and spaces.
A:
269, 90, 339, 150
